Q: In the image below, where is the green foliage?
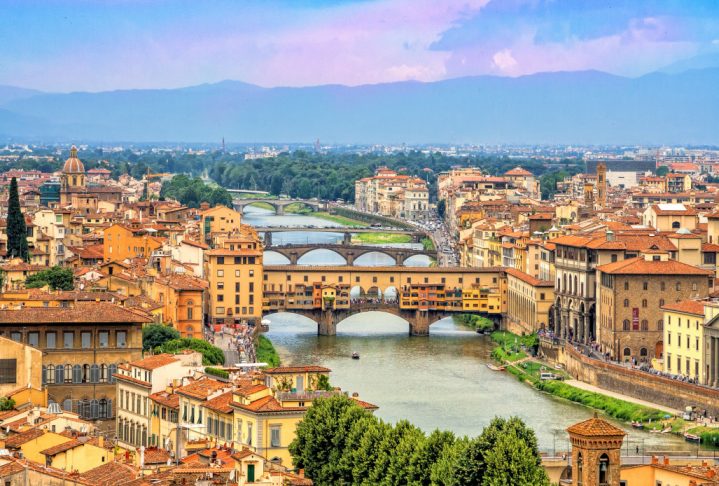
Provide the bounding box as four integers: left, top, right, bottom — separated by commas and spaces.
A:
290, 395, 547, 486
453, 314, 494, 331
142, 324, 180, 351
421, 237, 435, 251
656, 165, 669, 176
204, 367, 230, 379
159, 338, 224, 365
257, 335, 281, 367
0, 397, 15, 411
25, 266, 74, 290
315, 374, 332, 391
437, 199, 446, 219
160, 174, 232, 208
539, 166, 582, 200
6, 178, 29, 261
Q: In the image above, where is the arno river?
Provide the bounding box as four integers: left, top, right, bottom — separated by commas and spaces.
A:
244, 206, 693, 454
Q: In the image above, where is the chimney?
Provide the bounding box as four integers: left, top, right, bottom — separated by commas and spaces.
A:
663, 456, 670, 465
707, 470, 716, 479
606, 230, 615, 242
651, 455, 658, 465
298, 469, 305, 478
98, 435, 104, 448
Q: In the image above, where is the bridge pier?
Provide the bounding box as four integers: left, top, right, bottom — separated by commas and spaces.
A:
408, 310, 431, 336
276, 204, 284, 215
318, 309, 337, 336
394, 252, 406, 266
289, 252, 299, 265
263, 232, 272, 247
343, 232, 352, 245
345, 252, 354, 265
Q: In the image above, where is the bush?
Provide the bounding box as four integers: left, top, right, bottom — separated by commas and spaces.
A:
205, 367, 230, 379
159, 338, 224, 365
257, 335, 280, 367
453, 314, 494, 331
26, 266, 74, 290
142, 324, 180, 352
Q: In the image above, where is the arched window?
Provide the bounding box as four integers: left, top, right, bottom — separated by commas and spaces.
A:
46, 364, 55, 385
187, 300, 194, 320
82, 364, 90, 383
574, 276, 578, 294
90, 364, 99, 383
100, 364, 108, 383
64, 364, 72, 383
676, 282, 681, 291
73, 365, 82, 384
641, 319, 648, 331
55, 365, 64, 385
672, 221, 681, 229
640, 348, 648, 357
657, 319, 664, 331
623, 347, 631, 357
99, 399, 108, 419
624, 281, 629, 291
659, 298, 665, 307
108, 364, 117, 384
623, 319, 630, 331
42, 365, 47, 386
661, 282, 666, 291
623, 299, 629, 308
62, 398, 73, 412
598, 453, 610, 484
642, 299, 647, 308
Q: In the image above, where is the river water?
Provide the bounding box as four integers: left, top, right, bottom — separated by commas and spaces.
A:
244, 205, 694, 454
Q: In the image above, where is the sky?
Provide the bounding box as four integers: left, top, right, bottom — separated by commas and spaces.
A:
1, 0, 718, 92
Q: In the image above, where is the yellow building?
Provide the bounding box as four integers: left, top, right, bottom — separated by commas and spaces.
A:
200, 205, 243, 244
663, 300, 719, 386
505, 268, 554, 335
0, 335, 43, 400
205, 229, 263, 326
40, 435, 109, 473
103, 223, 163, 262
621, 457, 719, 485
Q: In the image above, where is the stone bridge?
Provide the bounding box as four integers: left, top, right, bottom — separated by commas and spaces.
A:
263, 303, 455, 336
232, 198, 325, 214
265, 243, 436, 265
260, 228, 426, 246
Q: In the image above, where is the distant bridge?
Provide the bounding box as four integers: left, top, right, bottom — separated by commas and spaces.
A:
265, 243, 436, 265
258, 227, 427, 245
232, 197, 326, 214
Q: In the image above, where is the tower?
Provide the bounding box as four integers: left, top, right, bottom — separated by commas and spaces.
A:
567, 413, 625, 486
60, 145, 86, 206
596, 163, 607, 208
583, 183, 595, 208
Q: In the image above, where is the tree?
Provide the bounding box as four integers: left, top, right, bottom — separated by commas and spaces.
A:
383, 420, 426, 485
159, 338, 224, 365
0, 397, 15, 411
482, 431, 549, 485
25, 266, 74, 290
407, 429, 456, 485
656, 165, 669, 177
437, 199, 446, 219
142, 324, 180, 351
289, 395, 370, 485
6, 177, 29, 261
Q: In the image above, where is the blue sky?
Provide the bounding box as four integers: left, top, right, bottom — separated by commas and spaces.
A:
1, 0, 718, 91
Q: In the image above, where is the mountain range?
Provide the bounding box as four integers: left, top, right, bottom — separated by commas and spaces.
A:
1, 67, 718, 145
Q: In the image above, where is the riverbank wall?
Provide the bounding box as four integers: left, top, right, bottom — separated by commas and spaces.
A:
541, 340, 719, 416
331, 207, 417, 230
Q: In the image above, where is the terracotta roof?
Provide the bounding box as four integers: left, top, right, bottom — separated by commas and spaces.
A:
661, 300, 705, 316
596, 257, 713, 276
505, 167, 533, 176
264, 366, 331, 374
0, 301, 151, 324
504, 268, 554, 287
176, 378, 229, 400
41, 439, 82, 456
130, 353, 178, 370
80, 461, 139, 485
567, 416, 625, 437
5, 428, 44, 448
650, 204, 697, 216
143, 447, 171, 465
181, 239, 209, 249
150, 390, 180, 409
203, 391, 234, 414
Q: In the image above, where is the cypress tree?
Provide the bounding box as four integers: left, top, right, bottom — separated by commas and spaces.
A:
6, 177, 29, 261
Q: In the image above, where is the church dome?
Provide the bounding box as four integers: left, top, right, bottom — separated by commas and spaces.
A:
63, 146, 85, 174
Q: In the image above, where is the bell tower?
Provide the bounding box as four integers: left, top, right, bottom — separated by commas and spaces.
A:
567, 413, 625, 486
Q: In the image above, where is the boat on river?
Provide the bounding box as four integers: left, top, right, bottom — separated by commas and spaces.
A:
486, 363, 505, 371
631, 421, 644, 429
684, 433, 701, 443
352, 352, 360, 360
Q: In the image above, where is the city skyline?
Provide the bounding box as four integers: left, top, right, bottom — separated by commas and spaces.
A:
2, 0, 719, 92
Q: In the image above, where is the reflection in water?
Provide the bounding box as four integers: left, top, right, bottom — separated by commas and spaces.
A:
264, 313, 691, 454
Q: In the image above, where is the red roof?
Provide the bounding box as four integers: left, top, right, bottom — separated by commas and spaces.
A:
129, 353, 178, 370
505, 167, 533, 176
661, 300, 705, 316
597, 257, 713, 276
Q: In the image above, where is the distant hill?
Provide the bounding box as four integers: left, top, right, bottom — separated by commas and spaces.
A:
1, 69, 718, 144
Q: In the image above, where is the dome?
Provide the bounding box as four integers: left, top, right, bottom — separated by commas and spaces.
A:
62, 146, 85, 173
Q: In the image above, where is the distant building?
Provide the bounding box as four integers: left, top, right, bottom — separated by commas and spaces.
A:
354, 167, 429, 221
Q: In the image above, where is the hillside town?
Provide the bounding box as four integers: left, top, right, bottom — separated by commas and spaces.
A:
0, 145, 717, 485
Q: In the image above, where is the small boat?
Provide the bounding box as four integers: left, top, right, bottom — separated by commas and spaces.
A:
486, 363, 505, 371
684, 433, 701, 443
631, 421, 644, 429
351, 352, 360, 360
554, 364, 563, 370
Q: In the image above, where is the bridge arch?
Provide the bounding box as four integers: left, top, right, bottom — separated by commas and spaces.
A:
296, 249, 347, 266
239, 201, 281, 214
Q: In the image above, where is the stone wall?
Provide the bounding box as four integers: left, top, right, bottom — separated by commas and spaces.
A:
552, 343, 719, 416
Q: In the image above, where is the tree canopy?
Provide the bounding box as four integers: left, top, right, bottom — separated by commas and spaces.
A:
142, 324, 181, 351
289, 395, 549, 486
6, 177, 29, 261
158, 337, 225, 365
160, 175, 232, 208
25, 266, 74, 290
